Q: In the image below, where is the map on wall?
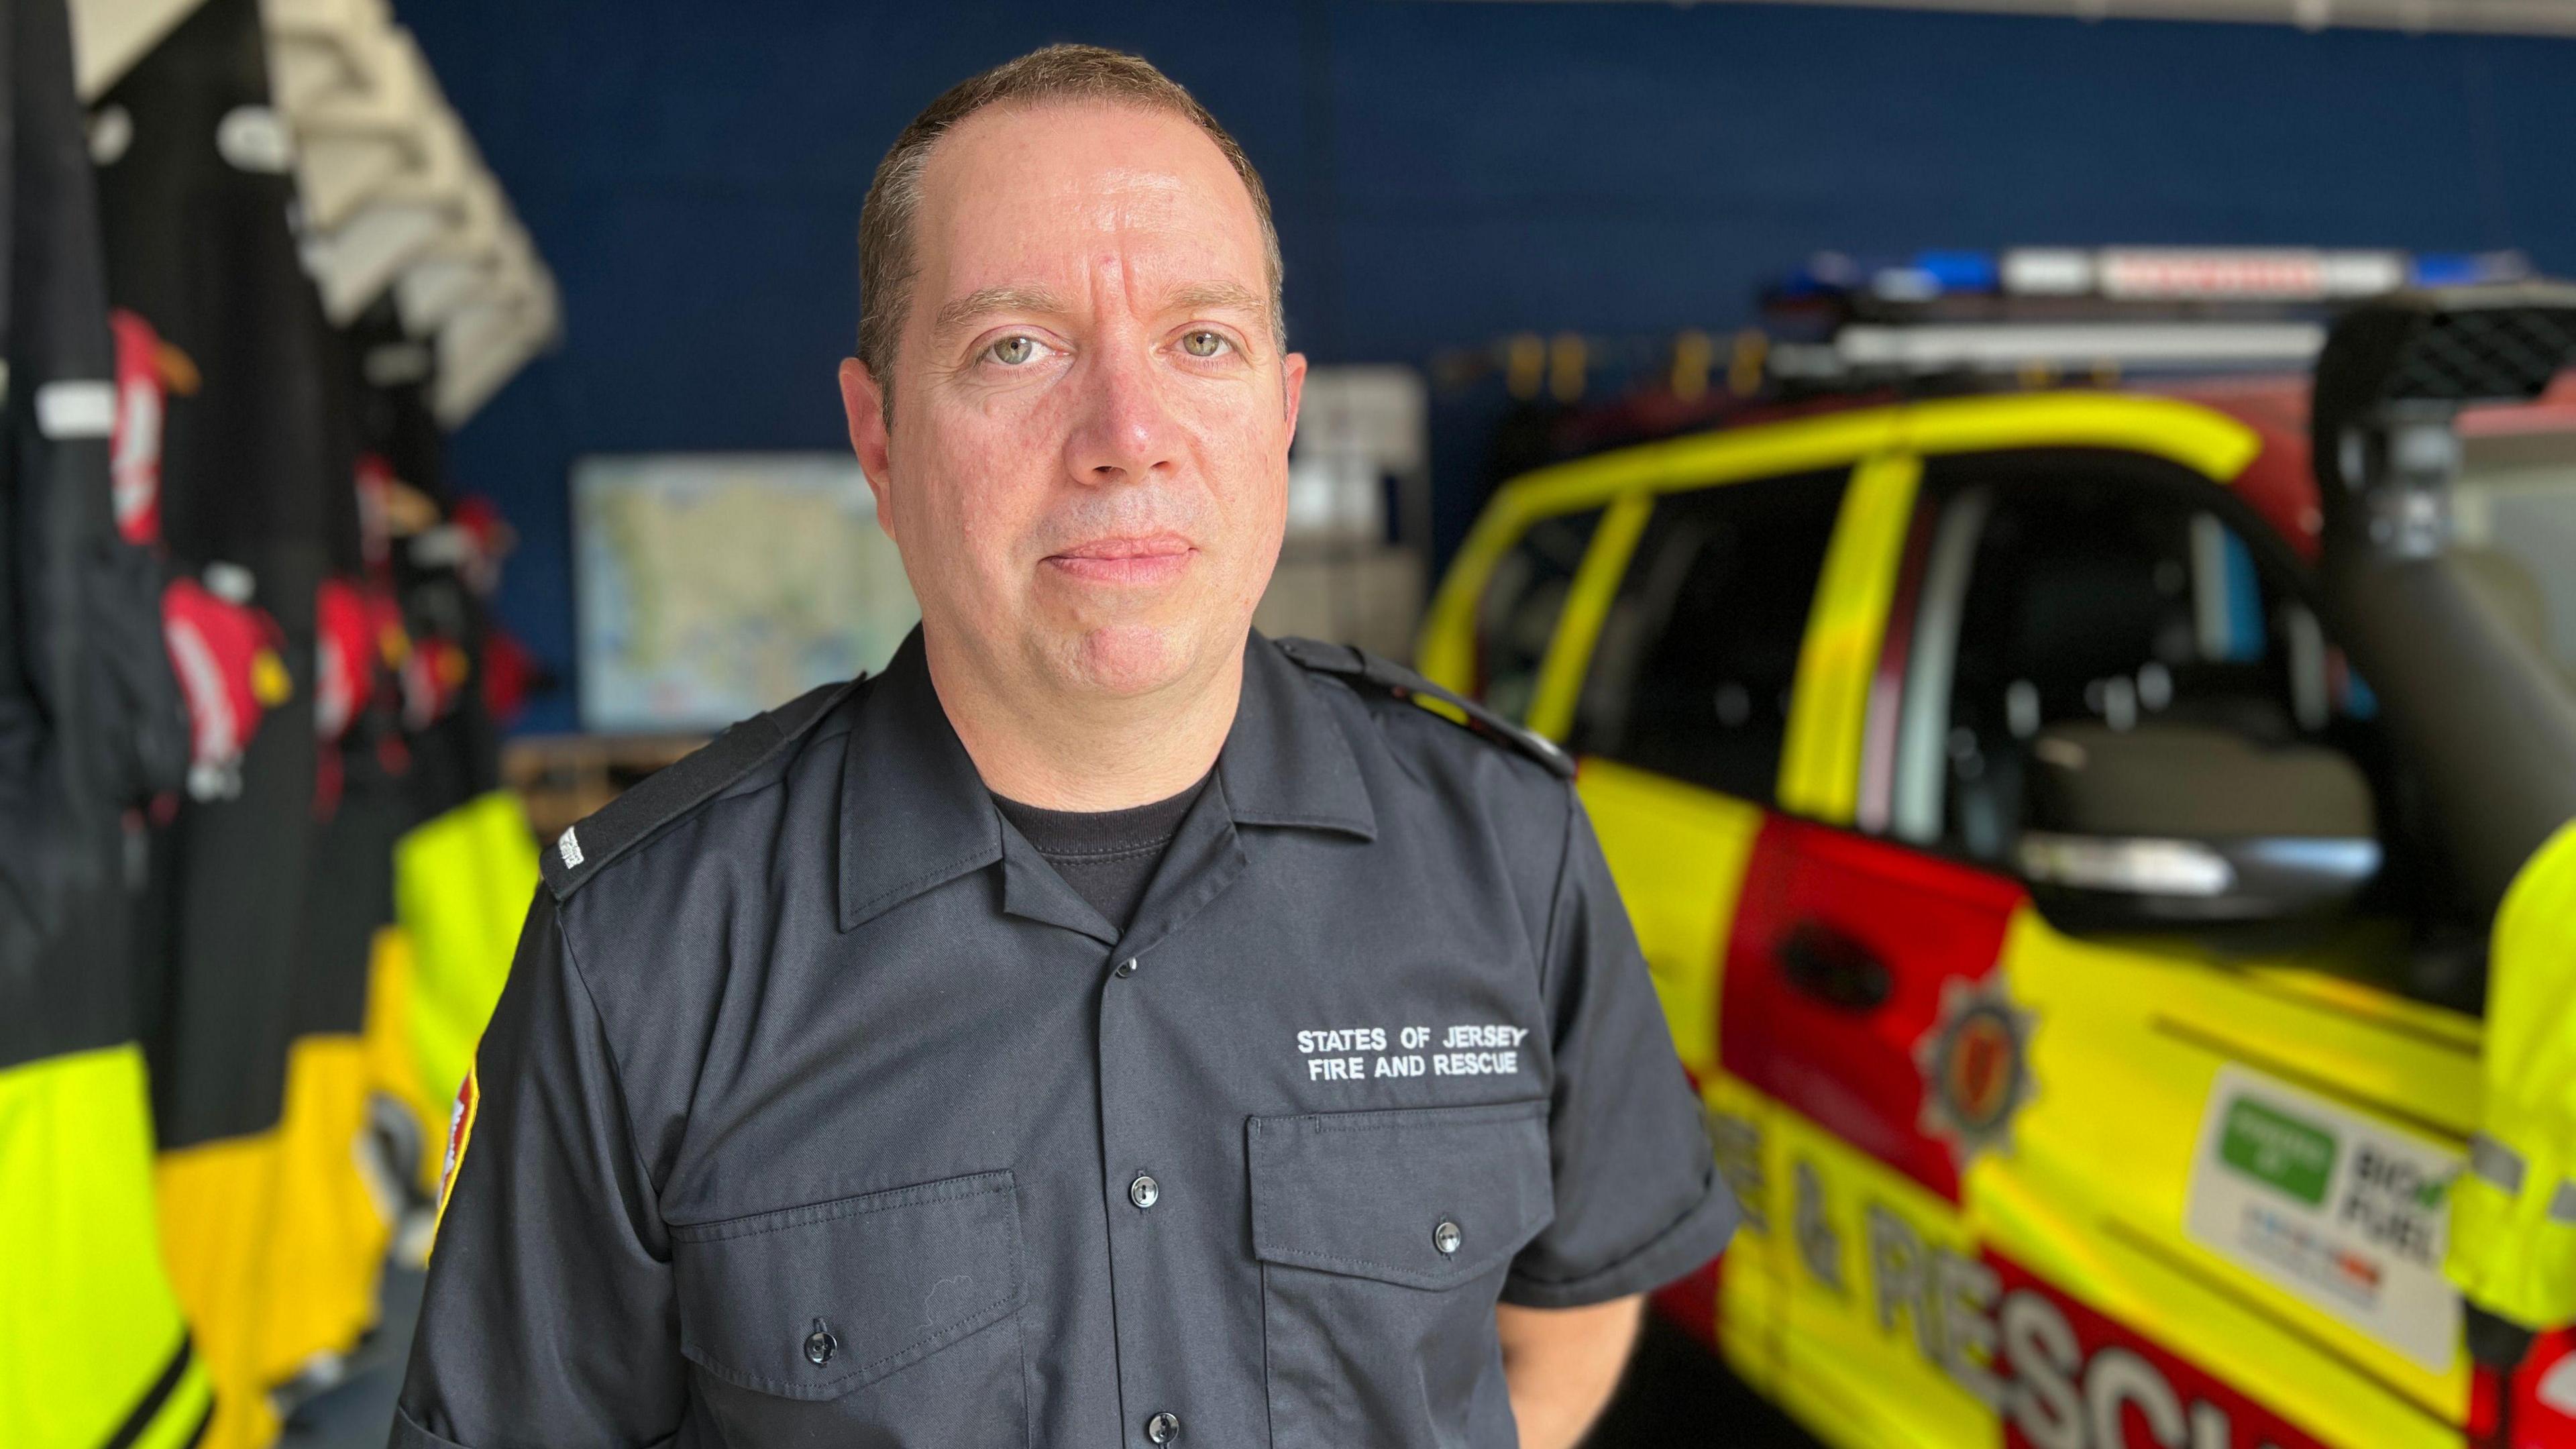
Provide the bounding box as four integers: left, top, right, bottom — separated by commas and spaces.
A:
574, 453, 916, 733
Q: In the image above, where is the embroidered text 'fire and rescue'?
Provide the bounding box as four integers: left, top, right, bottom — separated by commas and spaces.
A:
1297, 1023, 1531, 1080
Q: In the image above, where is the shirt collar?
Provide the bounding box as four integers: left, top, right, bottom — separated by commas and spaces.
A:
837, 627, 1377, 932
1219, 632, 1377, 843
837, 629, 1004, 931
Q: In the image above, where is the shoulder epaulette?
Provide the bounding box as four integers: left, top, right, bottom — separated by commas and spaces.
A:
541, 674, 869, 901
1273, 637, 1574, 780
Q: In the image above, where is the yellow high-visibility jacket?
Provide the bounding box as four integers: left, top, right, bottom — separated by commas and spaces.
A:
2451, 820, 2576, 1332
395, 790, 540, 1157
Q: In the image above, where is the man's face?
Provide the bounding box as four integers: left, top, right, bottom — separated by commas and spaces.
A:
843, 101, 1303, 704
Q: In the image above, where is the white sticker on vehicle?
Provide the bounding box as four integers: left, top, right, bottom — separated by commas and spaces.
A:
2183, 1064, 2461, 1371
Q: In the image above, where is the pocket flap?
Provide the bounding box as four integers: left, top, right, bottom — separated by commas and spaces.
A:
669, 1169, 1022, 1401
1247, 1099, 1554, 1289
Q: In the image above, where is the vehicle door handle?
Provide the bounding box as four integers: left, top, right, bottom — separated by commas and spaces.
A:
1775, 921, 1892, 1014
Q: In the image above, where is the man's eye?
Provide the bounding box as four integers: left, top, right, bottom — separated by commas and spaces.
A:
987, 335, 1040, 366
1180, 330, 1232, 359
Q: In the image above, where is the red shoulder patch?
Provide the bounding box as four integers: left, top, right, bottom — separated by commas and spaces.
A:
435, 1063, 480, 1232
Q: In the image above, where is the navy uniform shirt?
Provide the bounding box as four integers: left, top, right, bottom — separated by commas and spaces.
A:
393, 629, 1735, 1449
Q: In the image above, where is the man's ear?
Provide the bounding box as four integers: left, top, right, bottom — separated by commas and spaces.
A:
1281, 350, 1309, 448
839, 358, 898, 535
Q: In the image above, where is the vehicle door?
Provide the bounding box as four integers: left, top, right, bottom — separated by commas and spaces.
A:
1764, 439, 2481, 1449
1546, 456, 1871, 1400
1572, 441, 2027, 1449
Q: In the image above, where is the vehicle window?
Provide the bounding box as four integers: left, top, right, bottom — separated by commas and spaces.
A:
1892, 453, 2391, 865
1571, 471, 1849, 803
2455, 438, 2576, 692
1474, 508, 1601, 724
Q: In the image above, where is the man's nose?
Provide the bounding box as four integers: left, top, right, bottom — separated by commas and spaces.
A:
1065, 345, 1181, 486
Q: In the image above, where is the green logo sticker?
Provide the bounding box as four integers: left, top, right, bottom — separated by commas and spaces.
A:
2219, 1096, 2337, 1205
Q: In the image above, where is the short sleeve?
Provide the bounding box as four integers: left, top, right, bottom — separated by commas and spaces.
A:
391, 890, 686, 1448
1502, 793, 1739, 1307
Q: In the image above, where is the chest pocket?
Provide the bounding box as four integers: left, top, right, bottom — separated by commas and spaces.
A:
669, 1169, 1027, 1444
1248, 1099, 1554, 1449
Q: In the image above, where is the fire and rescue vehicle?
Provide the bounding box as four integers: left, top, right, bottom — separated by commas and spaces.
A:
1419, 250, 2576, 1449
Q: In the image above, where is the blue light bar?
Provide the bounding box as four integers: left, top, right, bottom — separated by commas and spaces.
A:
1780, 248, 2538, 305
1774, 252, 1864, 298
2409, 252, 2533, 288
1786, 250, 2005, 301
1914, 250, 2000, 294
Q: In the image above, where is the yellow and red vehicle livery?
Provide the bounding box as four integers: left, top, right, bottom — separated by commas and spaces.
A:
1420, 390, 2554, 1448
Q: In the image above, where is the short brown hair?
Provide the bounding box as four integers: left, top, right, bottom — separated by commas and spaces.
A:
856, 44, 1284, 415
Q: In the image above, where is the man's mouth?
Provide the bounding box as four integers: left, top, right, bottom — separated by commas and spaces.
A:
1043, 534, 1196, 586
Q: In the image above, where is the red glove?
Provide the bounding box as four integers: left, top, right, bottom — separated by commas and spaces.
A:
162, 574, 290, 800
108, 309, 166, 547
449, 494, 513, 597
401, 632, 471, 731
315, 578, 376, 748
480, 626, 537, 725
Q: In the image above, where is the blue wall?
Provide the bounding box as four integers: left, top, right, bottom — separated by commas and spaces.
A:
402, 1, 2576, 734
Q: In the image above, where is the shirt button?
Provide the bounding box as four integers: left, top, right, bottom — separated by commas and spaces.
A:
804, 1328, 837, 1366
1146, 1411, 1181, 1443
1114, 957, 1139, 978
1129, 1173, 1160, 1210
1434, 1219, 1463, 1256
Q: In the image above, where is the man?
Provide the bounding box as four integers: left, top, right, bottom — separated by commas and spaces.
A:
394, 44, 1732, 1449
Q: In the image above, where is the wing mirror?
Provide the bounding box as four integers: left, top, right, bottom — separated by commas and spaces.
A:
2015, 722, 2380, 931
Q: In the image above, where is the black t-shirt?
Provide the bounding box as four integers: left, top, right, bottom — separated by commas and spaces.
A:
991, 773, 1211, 934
